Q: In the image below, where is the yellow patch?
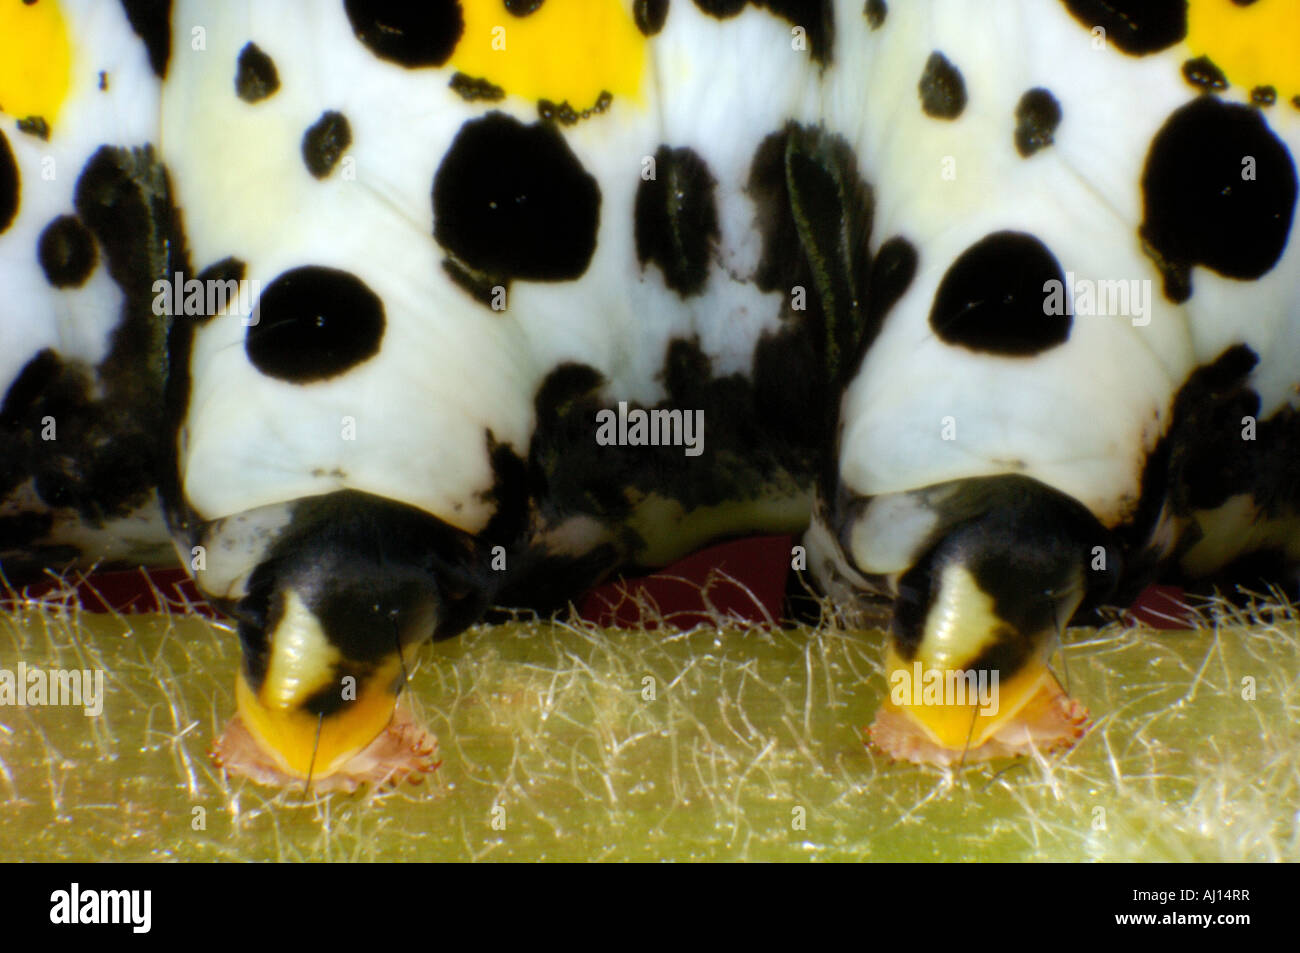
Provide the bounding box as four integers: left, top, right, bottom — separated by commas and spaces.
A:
0, 0, 72, 126
452, 0, 645, 109
1187, 0, 1300, 101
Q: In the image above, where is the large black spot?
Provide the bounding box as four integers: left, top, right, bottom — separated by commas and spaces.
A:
634, 146, 719, 297
1014, 88, 1062, 157
302, 111, 351, 179
919, 52, 966, 119
343, 0, 463, 68
864, 0, 886, 29
1058, 0, 1186, 55
119, 0, 171, 77
0, 129, 17, 234
235, 42, 280, 103
635, 0, 670, 36
246, 267, 385, 383
1141, 96, 1297, 302
930, 231, 1071, 356
433, 112, 600, 290
37, 215, 97, 288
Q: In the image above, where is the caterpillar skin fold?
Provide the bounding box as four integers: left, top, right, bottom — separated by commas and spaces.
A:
1, 0, 1297, 786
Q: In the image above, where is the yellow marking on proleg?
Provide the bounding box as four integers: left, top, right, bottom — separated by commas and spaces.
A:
452, 0, 646, 108
0, 0, 72, 126
236, 658, 405, 780
1187, 0, 1300, 101
883, 647, 1052, 750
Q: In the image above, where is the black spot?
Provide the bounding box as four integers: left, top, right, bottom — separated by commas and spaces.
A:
866, 236, 916, 328
343, 0, 463, 68
756, 1, 835, 65
634, 0, 669, 35
930, 231, 1071, 356
73, 145, 176, 302
0, 130, 17, 234
1293, 95, 1300, 112
693, 0, 747, 16
1141, 97, 1297, 302
864, 0, 886, 29
98, 71, 108, 91
449, 72, 504, 102
1182, 55, 1228, 92
691, 1, 834, 63
301, 111, 351, 179
235, 42, 280, 103
118, 0, 171, 77
919, 52, 966, 119
504, 0, 544, 15
1251, 86, 1276, 107
246, 266, 385, 383
37, 215, 97, 288
1058, 0, 1186, 56
433, 112, 600, 293
1230, 0, 1259, 5
16, 116, 49, 140
1014, 88, 1062, 157
634, 146, 719, 296
194, 257, 247, 324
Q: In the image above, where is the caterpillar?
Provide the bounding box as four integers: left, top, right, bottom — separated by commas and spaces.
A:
1, 0, 1297, 788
